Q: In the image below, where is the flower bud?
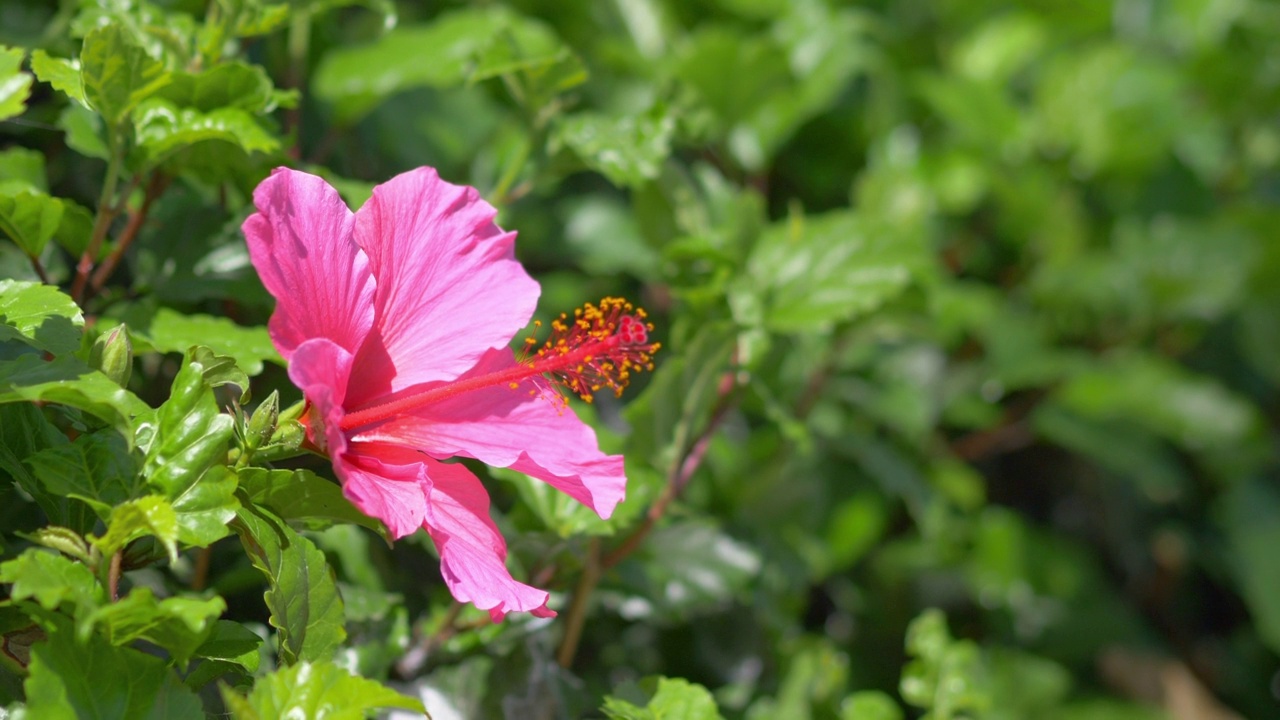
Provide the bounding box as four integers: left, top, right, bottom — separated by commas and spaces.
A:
89, 325, 132, 388
245, 391, 279, 453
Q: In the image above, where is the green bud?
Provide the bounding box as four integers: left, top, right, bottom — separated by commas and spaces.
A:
269, 419, 306, 450
245, 390, 280, 453
89, 324, 133, 388
28, 527, 91, 564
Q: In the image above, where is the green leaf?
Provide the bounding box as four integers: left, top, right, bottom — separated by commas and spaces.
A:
0, 549, 102, 615
156, 61, 275, 112
141, 351, 239, 546
1032, 404, 1188, 503
221, 660, 423, 719
92, 495, 179, 561
744, 210, 923, 333
559, 195, 662, 278
232, 501, 345, 665
79, 24, 171, 126
1052, 353, 1261, 452
0, 403, 96, 533
1217, 479, 1280, 654
900, 610, 991, 717
553, 105, 675, 188
0, 46, 33, 122
58, 103, 109, 160
200, 0, 290, 56
89, 587, 225, 664
0, 147, 45, 193
27, 526, 92, 564
0, 354, 148, 440
25, 430, 143, 519
0, 192, 63, 258
193, 620, 262, 672
314, 7, 580, 123
0, 191, 93, 263
749, 639, 848, 720
24, 615, 200, 720
238, 467, 387, 537
602, 677, 724, 720
466, 11, 586, 95
297, 0, 398, 28
742, 4, 871, 168
142, 309, 279, 376
840, 691, 903, 720
29, 51, 85, 108
52, 200, 95, 260
188, 345, 251, 401
133, 98, 279, 168
625, 521, 761, 620
624, 322, 736, 472
0, 280, 84, 356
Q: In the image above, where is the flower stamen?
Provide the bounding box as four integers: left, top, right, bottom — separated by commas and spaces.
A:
339, 297, 659, 431
522, 297, 659, 404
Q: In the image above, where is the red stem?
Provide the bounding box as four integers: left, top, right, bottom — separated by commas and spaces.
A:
88, 173, 168, 294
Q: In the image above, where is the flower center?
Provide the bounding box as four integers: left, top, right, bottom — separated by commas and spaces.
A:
338, 297, 659, 432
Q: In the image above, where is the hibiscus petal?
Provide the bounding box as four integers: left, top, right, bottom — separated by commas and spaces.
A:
243, 168, 375, 360
357, 349, 627, 520
287, 337, 355, 458
346, 167, 540, 406
337, 443, 431, 540
422, 459, 555, 621
289, 339, 430, 539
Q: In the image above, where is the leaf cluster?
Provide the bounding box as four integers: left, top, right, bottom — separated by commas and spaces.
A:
1, 0, 1279, 718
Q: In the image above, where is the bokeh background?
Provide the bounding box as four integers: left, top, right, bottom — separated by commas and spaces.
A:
4, 0, 1280, 717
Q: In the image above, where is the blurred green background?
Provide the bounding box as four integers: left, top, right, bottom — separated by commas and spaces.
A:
4, 0, 1280, 717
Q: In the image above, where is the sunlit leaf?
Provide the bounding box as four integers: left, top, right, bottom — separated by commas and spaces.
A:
133, 98, 278, 168
0, 280, 83, 356
79, 24, 171, 126
0, 46, 33, 121
0, 355, 147, 440
745, 210, 924, 333
157, 61, 275, 112
220, 660, 423, 719
238, 467, 386, 537
142, 309, 279, 377
92, 495, 179, 561
89, 588, 225, 664
29, 51, 85, 107
553, 105, 675, 188
314, 7, 581, 123
0, 549, 102, 615
140, 350, 239, 546
602, 677, 724, 720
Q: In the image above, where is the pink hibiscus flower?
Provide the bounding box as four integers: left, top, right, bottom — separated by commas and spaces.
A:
243, 166, 656, 620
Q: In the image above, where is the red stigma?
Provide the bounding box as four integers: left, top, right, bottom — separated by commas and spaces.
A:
523, 297, 660, 404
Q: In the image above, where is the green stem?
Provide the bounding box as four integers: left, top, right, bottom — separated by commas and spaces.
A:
27, 254, 49, 284
284, 8, 312, 156
89, 172, 168, 294
556, 538, 600, 669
